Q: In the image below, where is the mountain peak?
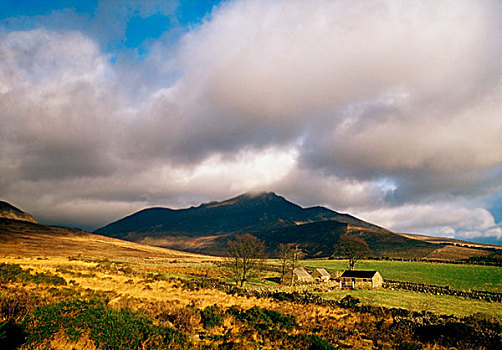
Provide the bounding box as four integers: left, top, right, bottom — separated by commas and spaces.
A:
239, 191, 281, 200
230, 191, 295, 206
200, 191, 289, 210
0, 201, 38, 223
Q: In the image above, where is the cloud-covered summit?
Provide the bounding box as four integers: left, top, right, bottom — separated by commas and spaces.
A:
0, 0, 501, 243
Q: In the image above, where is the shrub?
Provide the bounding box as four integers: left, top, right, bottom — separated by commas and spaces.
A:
337, 295, 360, 309
398, 342, 423, 350
415, 319, 502, 350
231, 307, 297, 331
0, 290, 36, 322
158, 305, 201, 333
200, 305, 223, 328
22, 298, 187, 349
270, 292, 293, 302
0, 263, 66, 286
295, 334, 336, 350
0, 264, 25, 282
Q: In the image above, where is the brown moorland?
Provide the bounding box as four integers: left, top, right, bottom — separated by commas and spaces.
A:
0, 218, 214, 261
1, 217, 501, 349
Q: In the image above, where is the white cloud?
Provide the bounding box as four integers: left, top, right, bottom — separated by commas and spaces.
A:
0, 30, 125, 194
355, 204, 502, 240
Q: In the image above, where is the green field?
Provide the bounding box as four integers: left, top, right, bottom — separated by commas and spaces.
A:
318, 288, 502, 318
302, 259, 502, 293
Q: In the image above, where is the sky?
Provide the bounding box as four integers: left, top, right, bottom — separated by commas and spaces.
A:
1, 0, 502, 244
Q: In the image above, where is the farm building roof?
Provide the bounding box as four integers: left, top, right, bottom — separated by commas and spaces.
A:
293, 267, 314, 280
340, 270, 378, 278
313, 268, 331, 277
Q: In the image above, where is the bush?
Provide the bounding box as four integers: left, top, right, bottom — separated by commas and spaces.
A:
22, 298, 187, 349
0, 264, 25, 282
158, 305, 201, 333
0, 290, 36, 321
200, 305, 223, 328
295, 334, 336, 350
415, 319, 502, 349
0, 263, 66, 286
231, 307, 297, 331
415, 322, 473, 348
398, 342, 423, 350
337, 295, 360, 309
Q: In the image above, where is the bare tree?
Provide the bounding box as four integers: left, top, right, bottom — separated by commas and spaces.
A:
335, 234, 372, 270
288, 245, 305, 286
277, 243, 292, 284
277, 243, 305, 284
226, 233, 266, 287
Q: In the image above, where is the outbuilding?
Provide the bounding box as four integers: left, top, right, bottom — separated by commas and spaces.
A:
312, 268, 331, 282
290, 267, 315, 284
339, 270, 383, 289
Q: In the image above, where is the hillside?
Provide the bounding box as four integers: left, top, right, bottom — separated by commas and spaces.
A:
399, 232, 501, 250
96, 192, 439, 258
0, 218, 213, 261
0, 200, 38, 223
398, 232, 501, 261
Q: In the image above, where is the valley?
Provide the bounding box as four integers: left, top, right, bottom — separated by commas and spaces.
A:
0, 198, 501, 349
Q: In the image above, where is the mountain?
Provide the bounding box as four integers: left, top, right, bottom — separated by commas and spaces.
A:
0, 201, 38, 223
96, 192, 379, 238
96, 192, 438, 258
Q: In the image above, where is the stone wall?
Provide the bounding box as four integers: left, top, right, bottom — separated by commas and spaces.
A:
384, 280, 502, 302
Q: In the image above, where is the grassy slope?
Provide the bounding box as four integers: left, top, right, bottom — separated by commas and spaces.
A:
4, 255, 501, 321
96, 192, 447, 260
303, 259, 502, 293
0, 218, 214, 261
319, 289, 502, 318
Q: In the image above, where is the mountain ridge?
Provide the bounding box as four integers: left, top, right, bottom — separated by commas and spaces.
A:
95, 192, 437, 258
0, 196, 496, 261
96, 192, 381, 237
0, 200, 38, 224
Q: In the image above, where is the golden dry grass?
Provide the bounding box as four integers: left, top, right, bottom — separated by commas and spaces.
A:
0, 219, 216, 261
0, 254, 347, 322
138, 234, 227, 253
48, 332, 98, 350
2, 254, 495, 350
426, 245, 491, 260
1, 255, 366, 350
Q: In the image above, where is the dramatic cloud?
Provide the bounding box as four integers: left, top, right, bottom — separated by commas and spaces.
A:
165, 0, 502, 186
355, 205, 502, 240
1, 0, 501, 242
0, 29, 119, 181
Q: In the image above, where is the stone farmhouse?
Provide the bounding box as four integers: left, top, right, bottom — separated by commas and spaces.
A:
339, 270, 383, 289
